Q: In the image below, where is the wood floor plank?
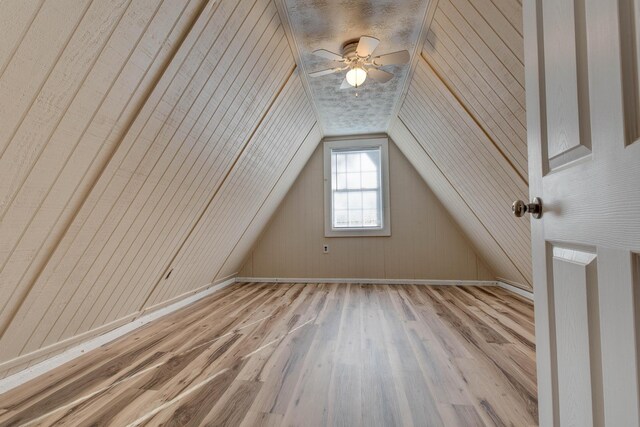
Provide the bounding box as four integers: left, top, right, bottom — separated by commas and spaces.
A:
326, 283, 363, 427
359, 285, 406, 427
377, 285, 444, 426
0, 283, 537, 426
280, 283, 347, 426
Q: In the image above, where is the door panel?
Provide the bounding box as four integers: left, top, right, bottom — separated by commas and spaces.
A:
552, 246, 602, 426
542, 0, 591, 169
525, 0, 640, 425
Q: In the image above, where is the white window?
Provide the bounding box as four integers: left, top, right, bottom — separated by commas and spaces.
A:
324, 137, 390, 237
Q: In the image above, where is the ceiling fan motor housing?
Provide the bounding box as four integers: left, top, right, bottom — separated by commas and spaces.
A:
341, 40, 362, 59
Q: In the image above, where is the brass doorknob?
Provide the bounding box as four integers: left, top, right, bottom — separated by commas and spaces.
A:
512, 197, 542, 219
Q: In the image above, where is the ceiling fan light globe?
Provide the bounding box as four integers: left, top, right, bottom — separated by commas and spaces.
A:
346, 67, 367, 87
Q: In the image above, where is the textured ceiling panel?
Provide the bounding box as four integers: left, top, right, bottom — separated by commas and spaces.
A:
283, 0, 430, 135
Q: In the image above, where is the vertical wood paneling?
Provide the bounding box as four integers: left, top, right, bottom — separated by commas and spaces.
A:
398, 58, 531, 287
239, 139, 495, 281
423, 0, 527, 178
0, 0, 319, 375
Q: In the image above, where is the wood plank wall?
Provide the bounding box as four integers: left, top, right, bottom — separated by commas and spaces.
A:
239, 140, 495, 281
391, 0, 531, 288
425, 0, 527, 179
143, 73, 318, 307
0, 0, 319, 376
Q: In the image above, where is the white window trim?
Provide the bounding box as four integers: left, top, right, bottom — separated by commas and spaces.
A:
323, 137, 391, 237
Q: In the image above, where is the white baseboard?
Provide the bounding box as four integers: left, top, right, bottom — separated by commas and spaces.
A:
237, 277, 534, 301
496, 281, 534, 300
235, 277, 498, 286
0, 275, 237, 395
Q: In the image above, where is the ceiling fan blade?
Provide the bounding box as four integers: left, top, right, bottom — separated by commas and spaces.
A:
340, 78, 351, 89
312, 49, 344, 61
373, 50, 410, 66
308, 67, 343, 77
356, 36, 380, 57
367, 68, 394, 83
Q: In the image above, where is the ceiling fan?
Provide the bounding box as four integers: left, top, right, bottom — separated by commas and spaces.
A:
308, 36, 410, 89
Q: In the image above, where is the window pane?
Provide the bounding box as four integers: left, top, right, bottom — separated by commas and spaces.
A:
334, 210, 348, 227
346, 153, 360, 172
331, 152, 337, 175
331, 170, 336, 190
348, 191, 362, 209
348, 209, 362, 227
362, 191, 378, 210
361, 171, 378, 189
329, 145, 385, 231
346, 172, 360, 189
363, 209, 379, 227
360, 150, 379, 172
336, 153, 346, 172
334, 192, 348, 210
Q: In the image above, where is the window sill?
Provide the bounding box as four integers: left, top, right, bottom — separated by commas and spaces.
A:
324, 228, 391, 238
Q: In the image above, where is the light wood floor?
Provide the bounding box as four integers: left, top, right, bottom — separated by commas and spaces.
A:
0, 283, 537, 426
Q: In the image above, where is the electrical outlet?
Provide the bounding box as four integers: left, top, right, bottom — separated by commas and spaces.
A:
323, 244, 329, 254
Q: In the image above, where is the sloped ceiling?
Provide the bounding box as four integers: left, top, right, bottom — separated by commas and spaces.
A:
390, 0, 531, 287
423, 0, 527, 179
0, 0, 321, 376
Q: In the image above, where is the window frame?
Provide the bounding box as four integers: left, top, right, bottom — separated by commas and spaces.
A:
323, 136, 391, 237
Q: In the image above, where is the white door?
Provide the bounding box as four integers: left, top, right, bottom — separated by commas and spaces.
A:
523, 0, 640, 425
